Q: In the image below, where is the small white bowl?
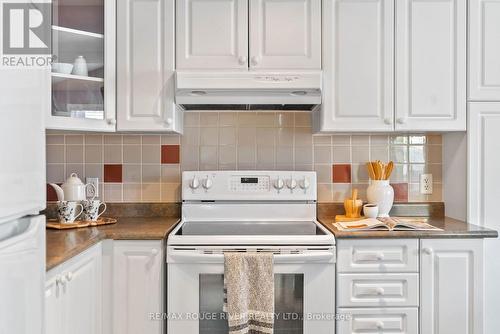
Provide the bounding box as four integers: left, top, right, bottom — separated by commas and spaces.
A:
52, 63, 74, 74
363, 204, 379, 218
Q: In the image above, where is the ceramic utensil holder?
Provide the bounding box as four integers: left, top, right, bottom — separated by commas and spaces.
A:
366, 180, 394, 217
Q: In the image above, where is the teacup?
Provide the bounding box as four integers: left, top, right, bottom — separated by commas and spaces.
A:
56, 201, 83, 224
82, 199, 107, 221
363, 204, 379, 218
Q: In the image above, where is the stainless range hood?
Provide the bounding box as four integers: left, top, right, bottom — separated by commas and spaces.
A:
175, 71, 322, 111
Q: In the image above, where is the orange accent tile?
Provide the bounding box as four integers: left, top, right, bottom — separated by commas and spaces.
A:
392, 183, 409, 202
161, 145, 180, 164
332, 164, 351, 183
104, 164, 122, 183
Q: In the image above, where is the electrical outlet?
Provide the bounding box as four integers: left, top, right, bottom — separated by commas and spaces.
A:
420, 174, 433, 194
86, 177, 99, 198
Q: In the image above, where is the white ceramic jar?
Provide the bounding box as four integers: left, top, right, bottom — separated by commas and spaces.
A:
72, 56, 88, 76
366, 180, 394, 217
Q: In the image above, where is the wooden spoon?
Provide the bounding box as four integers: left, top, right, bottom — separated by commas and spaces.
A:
385, 161, 394, 180
366, 162, 376, 180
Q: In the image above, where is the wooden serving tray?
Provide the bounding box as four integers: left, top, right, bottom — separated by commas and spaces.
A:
335, 215, 366, 222
47, 217, 117, 230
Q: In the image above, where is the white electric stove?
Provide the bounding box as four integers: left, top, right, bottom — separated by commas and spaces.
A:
167, 171, 336, 334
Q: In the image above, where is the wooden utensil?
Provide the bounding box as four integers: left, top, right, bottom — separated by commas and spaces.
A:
366, 162, 376, 180
344, 188, 363, 218
385, 161, 394, 180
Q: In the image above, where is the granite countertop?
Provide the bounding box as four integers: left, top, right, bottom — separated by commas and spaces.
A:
46, 217, 180, 271
318, 216, 498, 239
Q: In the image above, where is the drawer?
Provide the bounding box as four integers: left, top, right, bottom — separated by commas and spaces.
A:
337, 307, 418, 334
337, 239, 419, 273
337, 273, 419, 307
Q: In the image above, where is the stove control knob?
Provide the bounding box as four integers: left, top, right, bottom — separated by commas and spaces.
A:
299, 178, 310, 190
287, 178, 297, 190
274, 178, 285, 190
202, 177, 213, 190
189, 177, 200, 189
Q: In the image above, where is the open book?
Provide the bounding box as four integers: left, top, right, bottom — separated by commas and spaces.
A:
334, 217, 443, 231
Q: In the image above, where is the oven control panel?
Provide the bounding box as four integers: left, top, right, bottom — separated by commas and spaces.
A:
230, 176, 270, 192
182, 171, 317, 201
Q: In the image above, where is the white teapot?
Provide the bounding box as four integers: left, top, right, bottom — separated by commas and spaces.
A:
49, 173, 96, 202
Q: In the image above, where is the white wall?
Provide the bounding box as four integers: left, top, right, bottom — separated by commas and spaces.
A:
443, 132, 467, 220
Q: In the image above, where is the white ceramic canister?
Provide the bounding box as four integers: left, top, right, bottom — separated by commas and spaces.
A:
366, 180, 394, 217
72, 56, 88, 76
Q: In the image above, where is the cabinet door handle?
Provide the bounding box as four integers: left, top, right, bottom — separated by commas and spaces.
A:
384, 117, 392, 125
238, 56, 247, 65
423, 247, 433, 255
397, 117, 407, 124
65, 272, 73, 282
251, 56, 260, 66
164, 117, 173, 126
107, 118, 116, 125
376, 321, 384, 329
58, 275, 67, 286
151, 249, 159, 256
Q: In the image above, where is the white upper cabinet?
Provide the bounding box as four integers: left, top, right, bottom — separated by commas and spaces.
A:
117, 0, 182, 132
176, 0, 249, 70
318, 0, 394, 132
420, 239, 483, 334
317, 0, 466, 132
249, 0, 321, 70
469, 0, 500, 101
395, 0, 466, 131
47, 0, 116, 132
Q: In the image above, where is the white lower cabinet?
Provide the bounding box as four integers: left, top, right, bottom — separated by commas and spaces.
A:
45, 240, 165, 334
45, 243, 102, 334
420, 239, 483, 334
112, 240, 164, 334
336, 238, 484, 334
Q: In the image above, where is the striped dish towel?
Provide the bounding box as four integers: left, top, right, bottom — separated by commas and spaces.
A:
223, 252, 274, 334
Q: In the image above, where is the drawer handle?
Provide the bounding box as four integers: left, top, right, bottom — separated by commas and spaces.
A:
376, 321, 384, 329
374, 287, 385, 295
364, 253, 384, 260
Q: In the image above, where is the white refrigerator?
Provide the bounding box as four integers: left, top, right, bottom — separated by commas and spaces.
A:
0, 59, 49, 333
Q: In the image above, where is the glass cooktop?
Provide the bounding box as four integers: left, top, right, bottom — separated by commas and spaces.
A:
176, 221, 327, 236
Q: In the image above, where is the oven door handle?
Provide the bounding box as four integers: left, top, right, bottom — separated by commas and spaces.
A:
168, 251, 335, 264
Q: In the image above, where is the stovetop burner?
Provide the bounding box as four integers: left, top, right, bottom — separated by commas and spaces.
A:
176, 220, 327, 236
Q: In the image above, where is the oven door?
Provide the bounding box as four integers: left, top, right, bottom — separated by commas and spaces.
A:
167, 246, 336, 334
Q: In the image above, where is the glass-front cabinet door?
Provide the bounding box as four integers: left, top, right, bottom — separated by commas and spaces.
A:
47, 0, 115, 131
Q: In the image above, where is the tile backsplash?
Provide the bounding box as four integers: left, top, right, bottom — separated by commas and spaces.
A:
46, 112, 443, 203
